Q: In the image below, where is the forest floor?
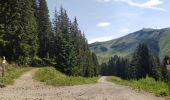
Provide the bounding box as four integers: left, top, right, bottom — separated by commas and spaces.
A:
0, 69, 165, 100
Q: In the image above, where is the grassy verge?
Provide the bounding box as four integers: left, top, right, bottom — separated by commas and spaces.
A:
33, 67, 99, 86
107, 76, 169, 97
0, 67, 31, 86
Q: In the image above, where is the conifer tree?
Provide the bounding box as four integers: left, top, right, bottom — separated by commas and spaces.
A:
161, 56, 169, 81
52, 7, 99, 77
100, 43, 159, 80
1, 0, 38, 65
100, 63, 108, 76
0, 0, 6, 57
129, 43, 159, 79
128, 53, 138, 79
38, 0, 52, 59
32, 0, 38, 18
100, 55, 129, 79
92, 52, 99, 76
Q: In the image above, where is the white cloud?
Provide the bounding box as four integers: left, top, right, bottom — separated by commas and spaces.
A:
88, 36, 113, 44
114, 0, 168, 12
120, 28, 130, 32
96, 0, 111, 3
97, 22, 111, 27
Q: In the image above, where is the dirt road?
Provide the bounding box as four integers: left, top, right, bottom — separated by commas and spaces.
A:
0, 69, 164, 100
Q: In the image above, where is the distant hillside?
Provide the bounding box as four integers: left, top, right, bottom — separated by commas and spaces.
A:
89, 28, 170, 63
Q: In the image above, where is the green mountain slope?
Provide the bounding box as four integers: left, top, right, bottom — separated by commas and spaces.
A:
89, 28, 170, 63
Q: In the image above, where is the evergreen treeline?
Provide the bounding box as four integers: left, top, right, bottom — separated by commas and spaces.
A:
100, 43, 168, 81
100, 55, 129, 79
51, 7, 99, 77
0, 0, 99, 77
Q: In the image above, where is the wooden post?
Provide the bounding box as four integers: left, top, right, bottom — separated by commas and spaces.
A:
2, 56, 6, 77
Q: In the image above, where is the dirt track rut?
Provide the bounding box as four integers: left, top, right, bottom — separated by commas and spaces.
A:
0, 69, 164, 100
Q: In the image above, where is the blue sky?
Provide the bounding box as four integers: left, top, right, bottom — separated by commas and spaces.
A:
46, 0, 170, 43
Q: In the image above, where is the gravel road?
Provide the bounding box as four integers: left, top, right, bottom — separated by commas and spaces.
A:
0, 69, 164, 100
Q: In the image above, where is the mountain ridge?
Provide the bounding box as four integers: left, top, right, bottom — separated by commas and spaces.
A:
89, 27, 170, 63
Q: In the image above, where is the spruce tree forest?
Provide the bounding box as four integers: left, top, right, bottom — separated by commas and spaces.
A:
0, 0, 99, 77
0, 0, 169, 82
100, 43, 169, 81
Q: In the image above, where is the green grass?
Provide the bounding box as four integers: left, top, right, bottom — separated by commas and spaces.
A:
33, 67, 99, 86
107, 76, 169, 97
0, 67, 31, 86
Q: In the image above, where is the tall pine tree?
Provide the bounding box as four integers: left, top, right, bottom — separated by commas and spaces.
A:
38, 0, 52, 59
1, 0, 38, 65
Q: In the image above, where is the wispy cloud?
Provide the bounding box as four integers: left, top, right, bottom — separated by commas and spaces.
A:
97, 0, 168, 12
120, 28, 130, 32
97, 22, 111, 27
114, 0, 168, 12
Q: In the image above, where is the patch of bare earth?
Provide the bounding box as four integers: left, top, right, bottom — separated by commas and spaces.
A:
0, 69, 165, 100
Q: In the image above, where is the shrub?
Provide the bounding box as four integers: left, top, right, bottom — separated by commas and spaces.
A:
31, 57, 44, 66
